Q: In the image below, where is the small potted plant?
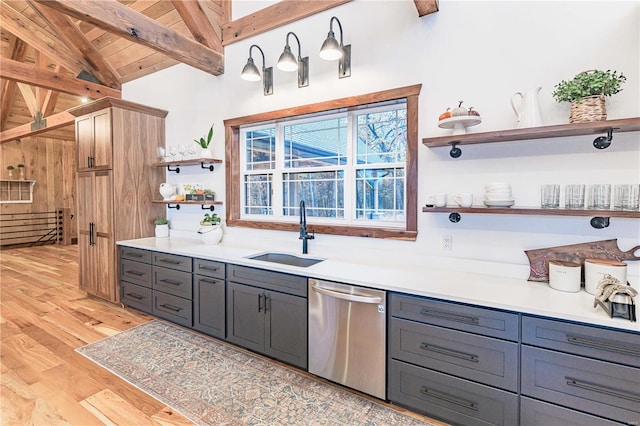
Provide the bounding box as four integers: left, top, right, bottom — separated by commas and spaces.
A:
154, 217, 169, 238
6, 165, 14, 179
17, 163, 25, 180
552, 69, 626, 123
204, 189, 215, 201
198, 212, 223, 245
194, 123, 214, 158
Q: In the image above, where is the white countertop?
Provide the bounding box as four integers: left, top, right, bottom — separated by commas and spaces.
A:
118, 237, 639, 333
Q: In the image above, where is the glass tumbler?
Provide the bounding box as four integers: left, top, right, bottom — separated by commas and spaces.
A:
589, 184, 611, 210
564, 184, 585, 209
541, 184, 560, 208
614, 184, 640, 211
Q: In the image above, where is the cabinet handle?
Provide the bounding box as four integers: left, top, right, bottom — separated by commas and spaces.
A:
157, 258, 181, 265
565, 377, 640, 403
159, 279, 181, 286
87, 156, 92, 168
258, 294, 263, 312
125, 292, 144, 300
419, 342, 479, 363
265, 294, 271, 312
419, 386, 478, 411
199, 278, 219, 285
126, 270, 145, 276
199, 265, 219, 272
125, 252, 144, 258
566, 335, 640, 357
89, 222, 95, 246
159, 303, 182, 312
420, 308, 480, 325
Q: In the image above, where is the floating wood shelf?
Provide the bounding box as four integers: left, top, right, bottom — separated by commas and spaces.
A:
153, 200, 223, 211
152, 158, 222, 173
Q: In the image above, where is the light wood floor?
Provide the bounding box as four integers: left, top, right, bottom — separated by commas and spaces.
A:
1, 244, 446, 426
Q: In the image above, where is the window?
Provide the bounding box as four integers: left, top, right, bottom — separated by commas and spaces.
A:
225, 85, 421, 240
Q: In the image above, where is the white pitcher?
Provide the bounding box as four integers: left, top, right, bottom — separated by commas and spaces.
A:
511, 87, 543, 128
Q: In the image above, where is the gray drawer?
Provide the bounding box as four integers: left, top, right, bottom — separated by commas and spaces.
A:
153, 267, 192, 299
193, 258, 225, 279
121, 281, 152, 313
120, 259, 152, 288
152, 252, 192, 272
390, 293, 519, 341
227, 264, 306, 297
389, 359, 518, 426
153, 291, 192, 327
522, 315, 640, 368
520, 397, 623, 426
521, 345, 640, 424
390, 318, 518, 391
120, 246, 151, 263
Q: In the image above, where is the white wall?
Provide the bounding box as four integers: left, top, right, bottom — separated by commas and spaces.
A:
124, 0, 640, 279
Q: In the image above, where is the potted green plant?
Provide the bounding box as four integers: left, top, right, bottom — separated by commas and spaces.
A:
17, 163, 25, 180
154, 217, 169, 238
199, 212, 221, 226
552, 69, 626, 123
198, 213, 222, 245
6, 165, 14, 180
194, 124, 214, 158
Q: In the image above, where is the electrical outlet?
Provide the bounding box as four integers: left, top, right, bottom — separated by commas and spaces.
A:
442, 235, 452, 251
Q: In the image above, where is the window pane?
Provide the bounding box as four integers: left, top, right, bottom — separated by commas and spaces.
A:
245, 128, 275, 170
357, 108, 407, 164
355, 168, 405, 222
244, 174, 272, 215
284, 118, 347, 168
283, 171, 344, 218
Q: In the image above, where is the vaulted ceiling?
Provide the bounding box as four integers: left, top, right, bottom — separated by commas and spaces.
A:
0, 0, 438, 144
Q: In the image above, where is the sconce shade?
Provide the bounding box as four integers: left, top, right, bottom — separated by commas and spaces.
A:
277, 45, 298, 72
241, 57, 261, 81
320, 31, 343, 60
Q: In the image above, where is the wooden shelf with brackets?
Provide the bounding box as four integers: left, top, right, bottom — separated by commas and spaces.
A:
152, 158, 222, 173
152, 200, 223, 211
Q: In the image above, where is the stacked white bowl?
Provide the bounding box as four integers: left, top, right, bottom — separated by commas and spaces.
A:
484, 183, 514, 207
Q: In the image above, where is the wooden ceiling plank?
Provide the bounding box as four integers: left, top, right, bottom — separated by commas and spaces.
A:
33, 0, 225, 76
0, 110, 74, 144
26, 0, 122, 89
221, 0, 352, 46
42, 64, 63, 117
1, 58, 121, 99
220, 0, 231, 25
16, 82, 38, 118
1, 36, 27, 130
414, 0, 439, 17
171, 0, 223, 51
0, 1, 89, 75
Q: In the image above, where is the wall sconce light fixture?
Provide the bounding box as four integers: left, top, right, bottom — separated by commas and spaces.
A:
241, 44, 273, 96
320, 16, 351, 79
277, 32, 309, 88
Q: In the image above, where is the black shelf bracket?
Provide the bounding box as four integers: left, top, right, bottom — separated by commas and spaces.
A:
593, 128, 616, 150
167, 204, 181, 210
449, 142, 462, 158
590, 217, 610, 229
201, 205, 215, 211
167, 165, 181, 173
200, 162, 215, 172
449, 212, 461, 223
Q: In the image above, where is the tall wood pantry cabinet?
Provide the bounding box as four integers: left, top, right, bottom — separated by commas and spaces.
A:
69, 98, 167, 303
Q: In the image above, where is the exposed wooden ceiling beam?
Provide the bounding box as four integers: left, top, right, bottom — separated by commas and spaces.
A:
17, 83, 39, 118
171, 0, 223, 52
1, 36, 27, 130
0, 110, 75, 144
33, 0, 225, 76
414, 0, 439, 17
221, 0, 352, 46
27, 0, 121, 89
42, 65, 63, 117
0, 1, 91, 76
1, 58, 121, 100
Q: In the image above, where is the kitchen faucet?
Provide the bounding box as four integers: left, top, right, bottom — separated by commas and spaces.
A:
299, 200, 314, 254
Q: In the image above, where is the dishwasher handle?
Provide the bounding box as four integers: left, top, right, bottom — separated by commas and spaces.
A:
311, 283, 383, 304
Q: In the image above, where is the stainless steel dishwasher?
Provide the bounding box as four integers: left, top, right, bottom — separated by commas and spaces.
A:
308, 278, 387, 399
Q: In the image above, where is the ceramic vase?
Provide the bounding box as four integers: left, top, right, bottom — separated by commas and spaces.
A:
199, 224, 223, 245
200, 148, 213, 158
18, 168, 25, 180
155, 224, 169, 238
159, 183, 176, 200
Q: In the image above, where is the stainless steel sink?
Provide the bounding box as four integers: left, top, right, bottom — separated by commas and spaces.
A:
248, 252, 324, 268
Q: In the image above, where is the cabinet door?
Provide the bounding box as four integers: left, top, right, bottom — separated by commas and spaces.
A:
92, 109, 112, 169
265, 291, 307, 369
76, 115, 93, 171
193, 275, 226, 339
77, 173, 94, 293
226, 282, 265, 353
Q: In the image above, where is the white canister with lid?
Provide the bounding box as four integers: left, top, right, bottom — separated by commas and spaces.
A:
548, 261, 582, 292
584, 258, 627, 295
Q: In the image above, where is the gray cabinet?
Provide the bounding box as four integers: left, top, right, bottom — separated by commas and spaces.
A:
193, 259, 226, 339
520, 397, 623, 426
120, 247, 153, 313
226, 265, 307, 369
151, 252, 193, 327
388, 293, 520, 425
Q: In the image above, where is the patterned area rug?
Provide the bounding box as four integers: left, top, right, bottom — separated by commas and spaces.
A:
77, 320, 434, 426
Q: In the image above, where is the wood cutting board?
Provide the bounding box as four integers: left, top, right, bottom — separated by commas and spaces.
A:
525, 239, 640, 282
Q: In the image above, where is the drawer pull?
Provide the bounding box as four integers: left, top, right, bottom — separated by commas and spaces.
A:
419, 342, 479, 363
159, 279, 181, 286
199, 265, 219, 272
566, 335, 640, 357
420, 308, 480, 325
158, 258, 181, 265
125, 270, 145, 276
159, 303, 182, 312
566, 377, 640, 403
199, 278, 220, 285
258, 294, 263, 312
125, 292, 144, 300
419, 386, 478, 411
124, 252, 144, 258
